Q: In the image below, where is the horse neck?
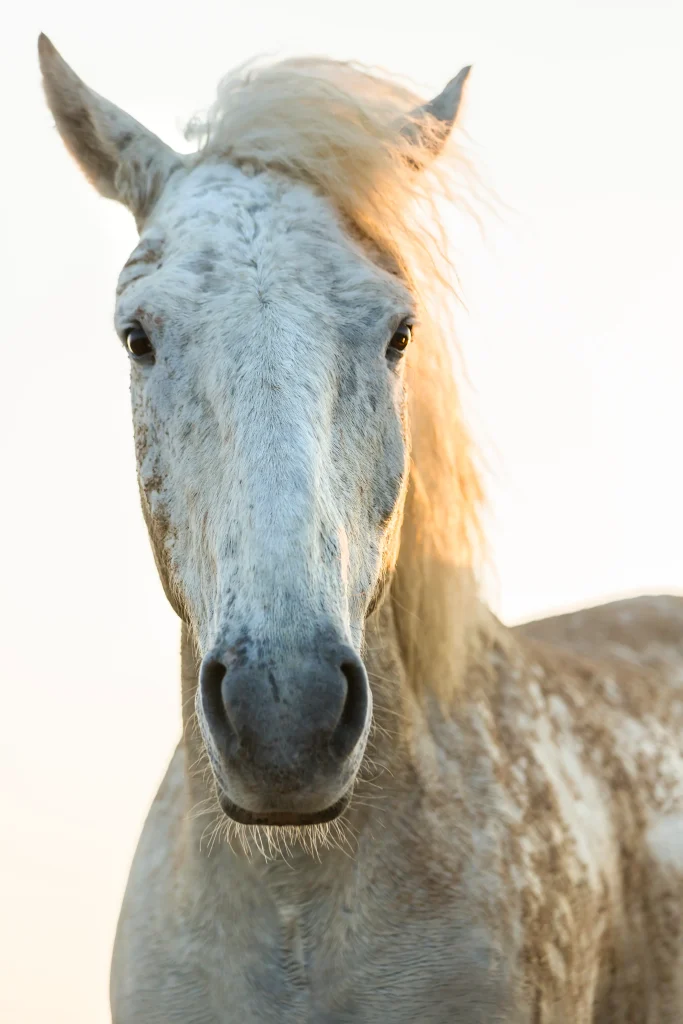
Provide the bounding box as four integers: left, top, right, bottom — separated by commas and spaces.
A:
181, 623, 199, 740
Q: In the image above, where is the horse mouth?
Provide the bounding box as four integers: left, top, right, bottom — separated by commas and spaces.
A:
217, 791, 351, 827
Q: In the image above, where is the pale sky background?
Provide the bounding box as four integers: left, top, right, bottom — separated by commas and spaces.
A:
1, 1, 682, 1020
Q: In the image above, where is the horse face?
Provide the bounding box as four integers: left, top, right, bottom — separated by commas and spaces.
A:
39, 35, 467, 827
115, 164, 412, 823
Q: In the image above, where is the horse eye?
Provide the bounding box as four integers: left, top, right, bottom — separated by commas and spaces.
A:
388, 321, 412, 355
125, 325, 154, 360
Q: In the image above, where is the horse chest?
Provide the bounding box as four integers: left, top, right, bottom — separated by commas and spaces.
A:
206, 897, 513, 1024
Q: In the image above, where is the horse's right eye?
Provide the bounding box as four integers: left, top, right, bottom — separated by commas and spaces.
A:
387, 320, 413, 356
125, 325, 154, 361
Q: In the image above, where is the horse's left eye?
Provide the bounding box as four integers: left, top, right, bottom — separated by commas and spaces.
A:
388, 321, 412, 355
125, 325, 154, 360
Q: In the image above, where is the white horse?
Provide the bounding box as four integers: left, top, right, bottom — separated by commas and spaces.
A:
40, 34, 683, 1023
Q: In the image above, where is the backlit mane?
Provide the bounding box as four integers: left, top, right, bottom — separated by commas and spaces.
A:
186, 58, 487, 697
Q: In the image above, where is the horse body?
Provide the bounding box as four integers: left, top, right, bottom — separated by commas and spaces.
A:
110, 597, 683, 1023
38, 36, 683, 1023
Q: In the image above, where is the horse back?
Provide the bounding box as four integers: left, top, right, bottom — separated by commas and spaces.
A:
515, 594, 683, 680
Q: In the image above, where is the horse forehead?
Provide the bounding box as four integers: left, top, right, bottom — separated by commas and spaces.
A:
119, 166, 410, 395
156, 165, 344, 268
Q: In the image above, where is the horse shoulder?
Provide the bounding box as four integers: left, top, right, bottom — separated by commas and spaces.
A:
490, 601, 683, 1017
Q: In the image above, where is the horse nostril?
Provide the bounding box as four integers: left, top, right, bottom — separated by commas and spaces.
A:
331, 653, 369, 758
199, 657, 228, 730
199, 645, 369, 768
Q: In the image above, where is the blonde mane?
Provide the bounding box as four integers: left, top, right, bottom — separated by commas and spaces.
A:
186, 59, 487, 698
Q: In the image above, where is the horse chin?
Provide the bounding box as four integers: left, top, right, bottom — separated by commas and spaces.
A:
217, 790, 351, 828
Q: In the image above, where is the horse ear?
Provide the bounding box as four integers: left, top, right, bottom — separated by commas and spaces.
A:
403, 66, 471, 163
38, 34, 181, 221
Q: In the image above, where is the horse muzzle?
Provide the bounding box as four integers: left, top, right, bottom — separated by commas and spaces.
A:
197, 631, 371, 826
